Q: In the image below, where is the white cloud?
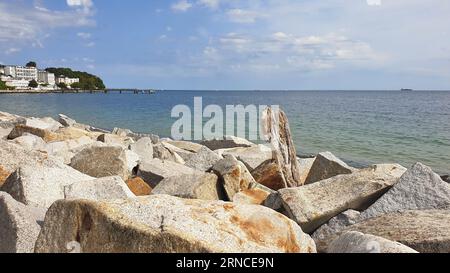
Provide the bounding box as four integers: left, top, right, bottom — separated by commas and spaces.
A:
85, 42, 96, 47
66, 0, 94, 14
5, 48, 21, 55
171, 0, 193, 12
0, 2, 95, 48
197, 0, 221, 10
226, 9, 265, 24
211, 32, 383, 73
77, 32, 92, 39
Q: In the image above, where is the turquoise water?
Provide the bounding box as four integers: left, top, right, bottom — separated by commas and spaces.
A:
0, 91, 449, 174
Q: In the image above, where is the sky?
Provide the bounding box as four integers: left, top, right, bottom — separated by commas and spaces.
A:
0, 0, 449, 90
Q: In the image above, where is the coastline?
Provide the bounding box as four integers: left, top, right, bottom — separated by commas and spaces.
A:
0, 89, 106, 94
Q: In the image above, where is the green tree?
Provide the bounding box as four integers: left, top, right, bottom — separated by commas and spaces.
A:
26, 61, 37, 68
57, 82, 67, 89
45, 67, 106, 90
70, 82, 81, 89
28, 79, 38, 88
0, 80, 7, 90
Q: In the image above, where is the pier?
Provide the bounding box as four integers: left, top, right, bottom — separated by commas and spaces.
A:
103, 89, 156, 94
0, 88, 157, 94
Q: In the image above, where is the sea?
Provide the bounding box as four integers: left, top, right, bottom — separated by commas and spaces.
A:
0, 90, 449, 175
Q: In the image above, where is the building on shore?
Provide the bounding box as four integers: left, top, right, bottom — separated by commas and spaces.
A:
2, 64, 80, 90
1, 64, 58, 89
3, 65, 38, 81
38, 70, 56, 85
1, 75, 30, 89
56, 76, 79, 85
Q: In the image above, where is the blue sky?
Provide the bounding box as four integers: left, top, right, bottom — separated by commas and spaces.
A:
1, 0, 449, 90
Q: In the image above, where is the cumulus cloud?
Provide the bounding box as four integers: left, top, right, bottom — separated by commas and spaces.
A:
204, 31, 384, 73
5, 48, 21, 55
0, 1, 95, 48
77, 32, 92, 39
197, 0, 221, 10
171, 0, 193, 12
66, 0, 94, 14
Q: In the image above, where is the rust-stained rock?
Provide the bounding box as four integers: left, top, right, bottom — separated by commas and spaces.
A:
233, 188, 271, 205
8, 124, 59, 142
251, 160, 286, 191
212, 155, 256, 200
34, 195, 316, 253
8, 124, 100, 143
0, 165, 11, 188
97, 133, 134, 147
277, 164, 407, 233
260, 107, 301, 188
317, 210, 450, 253
126, 177, 152, 196
54, 127, 101, 141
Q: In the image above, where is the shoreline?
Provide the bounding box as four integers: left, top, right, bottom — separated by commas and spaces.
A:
0, 89, 106, 94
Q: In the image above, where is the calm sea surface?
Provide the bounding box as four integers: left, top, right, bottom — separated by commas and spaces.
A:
1, 90, 449, 174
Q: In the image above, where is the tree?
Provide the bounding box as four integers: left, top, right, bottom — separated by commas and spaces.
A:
26, 61, 37, 68
45, 67, 106, 90
28, 79, 38, 88
0, 80, 7, 90
57, 82, 67, 90
70, 82, 81, 89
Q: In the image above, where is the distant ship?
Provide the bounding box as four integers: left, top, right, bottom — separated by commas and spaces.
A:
401, 88, 413, 91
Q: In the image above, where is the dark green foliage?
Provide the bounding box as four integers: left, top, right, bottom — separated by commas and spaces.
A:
57, 82, 68, 89
0, 80, 7, 90
28, 79, 38, 88
70, 82, 81, 89
26, 61, 37, 68
46, 67, 106, 90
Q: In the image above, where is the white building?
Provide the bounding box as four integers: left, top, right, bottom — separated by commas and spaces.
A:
4, 65, 38, 81
0, 66, 4, 75
56, 76, 79, 85
38, 70, 56, 85
5, 79, 30, 89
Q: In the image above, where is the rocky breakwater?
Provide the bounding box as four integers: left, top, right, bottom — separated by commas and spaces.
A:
1, 108, 449, 254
